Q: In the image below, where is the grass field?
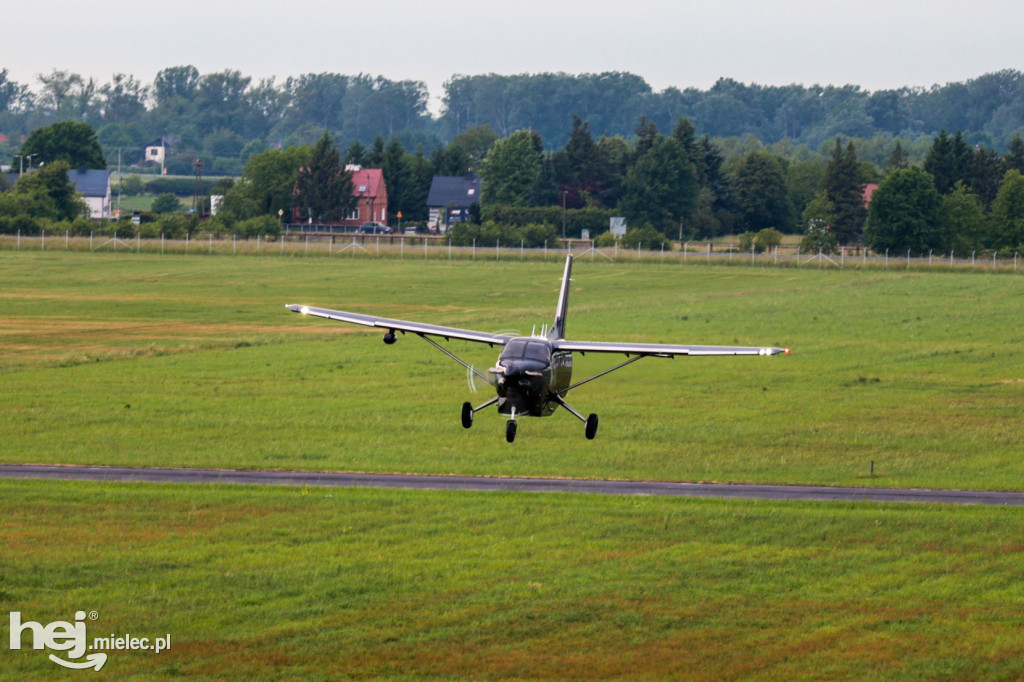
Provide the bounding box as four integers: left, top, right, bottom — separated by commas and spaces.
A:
2, 479, 1023, 680
1, 251, 1022, 488
2, 251, 1023, 679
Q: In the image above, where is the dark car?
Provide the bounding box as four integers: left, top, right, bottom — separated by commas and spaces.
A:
358, 222, 392, 234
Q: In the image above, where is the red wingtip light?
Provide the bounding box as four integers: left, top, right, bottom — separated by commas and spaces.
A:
784, 348, 790, 354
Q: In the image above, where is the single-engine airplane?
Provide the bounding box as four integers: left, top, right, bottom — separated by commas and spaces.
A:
287, 255, 788, 442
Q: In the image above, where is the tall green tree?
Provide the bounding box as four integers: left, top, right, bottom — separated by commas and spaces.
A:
671, 117, 702, 171
799, 193, 838, 254
294, 131, 354, 223
942, 182, 988, 254
964, 146, 1004, 207
732, 151, 794, 233
552, 115, 618, 208
821, 138, 866, 245
1004, 133, 1024, 175
221, 145, 311, 220
863, 167, 946, 256
8, 161, 88, 222
991, 169, 1024, 248
480, 130, 543, 207
381, 137, 412, 222
99, 73, 148, 125
18, 120, 106, 169
923, 130, 970, 194
450, 125, 499, 167
883, 140, 910, 174
618, 136, 698, 233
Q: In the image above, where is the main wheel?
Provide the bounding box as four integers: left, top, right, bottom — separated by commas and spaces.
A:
585, 413, 599, 440
506, 420, 517, 443
461, 402, 474, 429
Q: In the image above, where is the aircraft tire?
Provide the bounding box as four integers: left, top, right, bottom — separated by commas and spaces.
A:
506, 420, 517, 443
585, 413, 599, 440
461, 402, 473, 429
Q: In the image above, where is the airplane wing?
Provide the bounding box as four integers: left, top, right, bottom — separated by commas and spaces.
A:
552, 340, 789, 357
286, 304, 513, 346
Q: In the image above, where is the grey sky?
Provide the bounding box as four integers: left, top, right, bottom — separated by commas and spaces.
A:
7, 0, 1022, 113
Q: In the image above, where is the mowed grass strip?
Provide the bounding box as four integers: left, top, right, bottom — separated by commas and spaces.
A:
1, 252, 1022, 489
1, 479, 1022, 680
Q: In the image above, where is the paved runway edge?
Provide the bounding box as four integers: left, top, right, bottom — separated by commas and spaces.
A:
3, 464, 1024, 506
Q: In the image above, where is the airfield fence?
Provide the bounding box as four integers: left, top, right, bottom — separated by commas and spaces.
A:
1, 231, 1021, 274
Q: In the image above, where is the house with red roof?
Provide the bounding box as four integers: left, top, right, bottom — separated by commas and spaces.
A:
342, 166, 388, 228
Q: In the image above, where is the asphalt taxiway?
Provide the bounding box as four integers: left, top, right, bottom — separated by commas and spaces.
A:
2, 464, 1023, 506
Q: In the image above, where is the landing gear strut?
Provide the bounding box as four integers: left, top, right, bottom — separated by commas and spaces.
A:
506, 407, 518, 443
553, 395, 600, 440
461, 396, 498, 430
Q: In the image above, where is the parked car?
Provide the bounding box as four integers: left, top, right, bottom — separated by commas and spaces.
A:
358, 222, 392, 234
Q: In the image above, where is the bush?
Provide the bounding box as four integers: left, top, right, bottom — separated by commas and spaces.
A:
481, 205, 615, 238
449, 221, 559, 248
152, 193, 182, 214
755, 228, 783, 252
740, 228, 784, 253
120, 175, 145, 196
234, 215, 280, 238
145, 177, 198, 195
618, 225, 671, 251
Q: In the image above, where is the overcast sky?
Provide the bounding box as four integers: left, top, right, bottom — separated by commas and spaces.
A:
7, 0, 1022, 113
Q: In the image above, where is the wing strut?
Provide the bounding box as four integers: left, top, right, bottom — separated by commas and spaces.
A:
418, 333, 497, 387
558, 353, 652, 395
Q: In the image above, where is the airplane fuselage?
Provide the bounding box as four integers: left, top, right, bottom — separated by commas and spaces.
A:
491, 337, 572, 417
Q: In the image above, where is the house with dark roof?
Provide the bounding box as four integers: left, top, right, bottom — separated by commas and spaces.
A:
69, 168, 112, 219
142, 137, 172, 169
427, 174, 481, 232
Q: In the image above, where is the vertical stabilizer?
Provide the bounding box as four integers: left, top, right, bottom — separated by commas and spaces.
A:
548, 254, 573, 340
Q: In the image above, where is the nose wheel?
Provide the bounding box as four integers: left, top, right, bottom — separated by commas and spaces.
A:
506, 419, 517, 443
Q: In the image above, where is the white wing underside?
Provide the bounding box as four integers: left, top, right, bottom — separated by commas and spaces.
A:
286, 305, 787, 357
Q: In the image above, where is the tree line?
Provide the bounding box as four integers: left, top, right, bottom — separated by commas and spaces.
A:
4, 66, 1024, 176
7, 111, 1024, 258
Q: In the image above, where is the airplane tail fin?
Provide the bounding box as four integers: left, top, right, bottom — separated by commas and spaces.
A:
548, 254, 573, 340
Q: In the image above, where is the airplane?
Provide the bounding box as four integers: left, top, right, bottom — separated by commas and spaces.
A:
287, 254, 788, 442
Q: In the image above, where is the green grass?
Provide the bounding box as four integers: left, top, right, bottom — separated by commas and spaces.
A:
1, 251, 1022, 489
3, 252, 1024, 679
114, 195, 155, 212
2, 478, 1023, 680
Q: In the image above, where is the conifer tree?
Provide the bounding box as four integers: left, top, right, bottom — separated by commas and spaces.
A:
294, 131, 354, 223
883, 140, 909, 174
822, 138, 866, 245
1004, 133, 1024, 175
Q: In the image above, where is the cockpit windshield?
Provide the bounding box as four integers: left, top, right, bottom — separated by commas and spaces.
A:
500, 339, 551, 364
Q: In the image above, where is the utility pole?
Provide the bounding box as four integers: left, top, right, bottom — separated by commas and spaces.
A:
561, 190, 567, 241
191, 159, 204, 217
